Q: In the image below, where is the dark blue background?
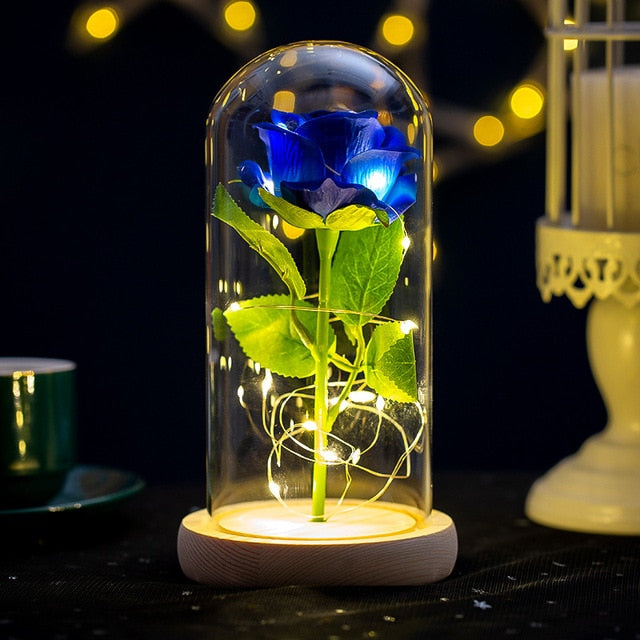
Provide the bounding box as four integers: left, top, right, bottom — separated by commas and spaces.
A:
0, 1, 606, 485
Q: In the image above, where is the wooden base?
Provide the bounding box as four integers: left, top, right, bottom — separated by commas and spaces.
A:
177, 500, 457, 586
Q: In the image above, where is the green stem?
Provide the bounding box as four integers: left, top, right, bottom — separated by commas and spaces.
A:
311, 228, 339, 522
328, 326, 366, 425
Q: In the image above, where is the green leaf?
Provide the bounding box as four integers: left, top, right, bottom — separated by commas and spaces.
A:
324, 205, 380, 230
373, 208, 389, 227
212, 185, 306, 300
211, 307, 228, 341
364, 321, 417, 402
329, 220, 405, 327
224, 294, 333, 378
258, 189, 325, 229
259, 189, 384, 231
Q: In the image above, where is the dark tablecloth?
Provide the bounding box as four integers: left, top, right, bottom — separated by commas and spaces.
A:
1, 473, 639, 639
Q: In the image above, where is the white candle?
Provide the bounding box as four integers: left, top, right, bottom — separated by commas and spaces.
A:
576, 66, 640, 231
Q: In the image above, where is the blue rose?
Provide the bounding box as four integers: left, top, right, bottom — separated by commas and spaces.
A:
238, 110, 419, 225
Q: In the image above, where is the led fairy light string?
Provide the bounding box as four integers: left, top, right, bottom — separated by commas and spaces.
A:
223, 217, 425, 522
244, 296, 426, 521
261, 375, 425, 520
234, 356, 426, 522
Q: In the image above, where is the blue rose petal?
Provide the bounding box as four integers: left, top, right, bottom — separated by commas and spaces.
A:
271, 110, 308, 131
384, 173, 418, 216
341, 149, 418, 201
238, 109, 420, 224
381, 125, 406, 149
238, 160, 268, 188
282, 178, 363, 217
238, 160, 273, 207
297, 111, 385, 175
348, 189, 400, 224
381, 125, 420, 154
255, 123, 326, 192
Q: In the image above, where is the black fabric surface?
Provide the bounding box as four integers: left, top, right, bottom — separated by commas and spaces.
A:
1, 473, 639, 639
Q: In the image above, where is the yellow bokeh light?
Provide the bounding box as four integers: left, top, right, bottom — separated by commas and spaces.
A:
564, 18, 578, 51
473, 115, 504, 147
273, 90, 295, 112
406, 122, 416, 144
510, 83, 544, 119
224, 1, 257, 32
377, 110, 392, 126
85, 7, 119, 40
280, 50, 298, 68
381, 14, 414, 47
282, 220, 305, 240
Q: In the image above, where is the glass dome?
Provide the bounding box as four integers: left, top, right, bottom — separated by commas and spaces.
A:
205, 41, 433, 527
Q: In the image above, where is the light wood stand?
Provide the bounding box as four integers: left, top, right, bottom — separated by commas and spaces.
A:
177, 500, 457, 586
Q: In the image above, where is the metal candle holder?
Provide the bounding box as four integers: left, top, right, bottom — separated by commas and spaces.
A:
526, 0, 640, 534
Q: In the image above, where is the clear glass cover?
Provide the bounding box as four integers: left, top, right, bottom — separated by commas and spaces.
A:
205, 41, 433, 524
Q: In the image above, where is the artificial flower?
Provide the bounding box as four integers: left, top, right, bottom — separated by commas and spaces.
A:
238, 109, 419, 224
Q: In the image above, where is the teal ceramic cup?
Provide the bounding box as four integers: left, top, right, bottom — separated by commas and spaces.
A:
0, 358, 77, 508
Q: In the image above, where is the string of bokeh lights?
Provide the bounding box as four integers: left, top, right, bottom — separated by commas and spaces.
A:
65, 0, 580, 182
